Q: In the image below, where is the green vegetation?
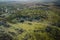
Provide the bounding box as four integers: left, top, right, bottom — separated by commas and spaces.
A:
0, 3, 60, 40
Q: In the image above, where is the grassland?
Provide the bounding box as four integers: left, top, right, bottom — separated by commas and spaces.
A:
0, 2, 60, 40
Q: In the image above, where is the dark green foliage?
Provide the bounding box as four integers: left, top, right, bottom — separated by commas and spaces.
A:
19, 20, 24, 23
0, 33, 13, 40
28, 23, 32, 25
45, 26, 52, 32
9, 32, 16, 36
51, 21, 60, 27
46, 26, 60, 40
0, 21, 11, 28
15, 28, 24, 34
